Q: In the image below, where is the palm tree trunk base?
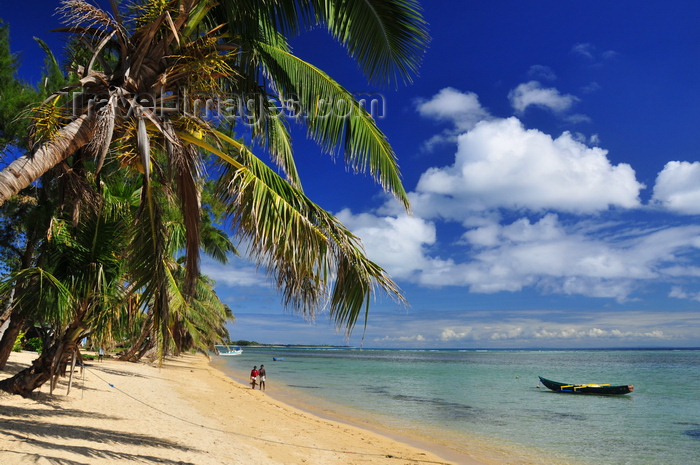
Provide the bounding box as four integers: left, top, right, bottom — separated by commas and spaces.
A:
0, 348, 55, 397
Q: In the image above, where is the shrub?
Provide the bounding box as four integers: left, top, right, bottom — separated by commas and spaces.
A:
12, 330, 25, 352
24, 337, 43, 353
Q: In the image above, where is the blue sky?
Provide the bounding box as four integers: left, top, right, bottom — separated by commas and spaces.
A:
5, 1, 700, 348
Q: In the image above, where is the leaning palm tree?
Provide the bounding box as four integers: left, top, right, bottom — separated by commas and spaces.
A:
0, 1, 427, 337
0, 186, 132, 395
0, 29, 74, 367
0, 174, 235, 395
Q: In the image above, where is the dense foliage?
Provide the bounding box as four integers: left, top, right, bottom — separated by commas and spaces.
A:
0, 0, 427, 396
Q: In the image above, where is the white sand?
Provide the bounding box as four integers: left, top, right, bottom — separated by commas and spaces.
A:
1, 351, 470, 464
1, 350, 565, 464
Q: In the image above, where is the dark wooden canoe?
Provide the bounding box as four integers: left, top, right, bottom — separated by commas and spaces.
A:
539, 376, 633, 395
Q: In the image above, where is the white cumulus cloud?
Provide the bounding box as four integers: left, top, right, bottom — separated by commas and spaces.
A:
201, 260, 270, 288
416, 87, 490, 130
415, 87, 491, 149
415, 117, 643, 214
335, 209, 436, 280
440, 328, 473, 341
509, 81, 579, 113
333, 89, 700, 307
652, 161, 700, 214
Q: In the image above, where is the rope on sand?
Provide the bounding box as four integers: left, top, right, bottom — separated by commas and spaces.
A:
86, 366, 452, 465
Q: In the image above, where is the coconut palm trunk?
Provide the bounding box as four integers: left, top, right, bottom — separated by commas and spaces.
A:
0, 115, 94, 204
117, 314, 154, 362
0, 316, 83, 397
0, 314, 26, 370
0, 223, 48, 369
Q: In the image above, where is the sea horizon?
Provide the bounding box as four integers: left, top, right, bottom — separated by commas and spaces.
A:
220, 344, 700, 351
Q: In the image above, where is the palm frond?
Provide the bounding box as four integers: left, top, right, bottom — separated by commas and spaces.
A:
216, 147, 405, 332
176, 130, 246, 170
214, 0, 315, 44
33, 37, 61, 78
182, 0, 221, 41
58, 0, 123, 40
164, 260, 229, 354
200, 215, 237, 264
256, 42, 409, 209
0, 268, 75, 326
171, 144, 202, 297
217, 85, 303, 188
259, 106, 301, 186
127, 188, 171, 359
315, 0, 429, 87
89, 93, 116, 175
215, 0, 427, 87
26, 95, 68, 149
167, 36, 238, 94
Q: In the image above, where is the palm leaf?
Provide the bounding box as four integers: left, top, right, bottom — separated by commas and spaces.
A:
127, 185, 171, 358
314, 0, 429, 86
200, 217, 237, 264
170, 143, 202, 298
214, 0, 315, 44
256, 42, 409, 209
216, 148, 405, 332
0, 268, 75, 326
216, 0, 427, 86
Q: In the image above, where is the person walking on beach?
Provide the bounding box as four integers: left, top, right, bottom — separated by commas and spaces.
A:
250, 366, 258, 389
98, 347, 104, 362
258, 365, 266, 391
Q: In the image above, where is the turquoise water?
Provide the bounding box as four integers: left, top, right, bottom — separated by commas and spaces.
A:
213, 348, 700, 464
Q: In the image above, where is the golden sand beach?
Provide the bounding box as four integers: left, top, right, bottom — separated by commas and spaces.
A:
0, 351, 472, 465
0, 351, 563, 465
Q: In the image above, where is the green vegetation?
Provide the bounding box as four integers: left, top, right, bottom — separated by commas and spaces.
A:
0, 21, 38, 150
0, 0, 428, 396
10, 331, 43, 353
23, 337, 42, 353
11, 330, 24, 352
227, 340, 260, 347
224, 340, 352, 348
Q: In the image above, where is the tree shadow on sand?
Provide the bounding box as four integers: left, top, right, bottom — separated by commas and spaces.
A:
0, 449, 92, 465
0, 405, 118, 421
0, 418, 194, 450
0, 435, 198, 464
0, 419, 199, 464
85, 366, 149, 379
1, 359, 36, 375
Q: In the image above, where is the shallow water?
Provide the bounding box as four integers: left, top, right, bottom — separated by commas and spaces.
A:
214, 348, 700, 465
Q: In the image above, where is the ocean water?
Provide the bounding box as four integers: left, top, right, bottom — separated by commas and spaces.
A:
212, 348, 700, 464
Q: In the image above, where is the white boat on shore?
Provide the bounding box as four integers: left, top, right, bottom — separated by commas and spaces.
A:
218, 346, 243, 355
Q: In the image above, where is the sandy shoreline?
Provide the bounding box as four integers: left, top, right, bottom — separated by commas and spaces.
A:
0, 351, 566, 465
1, 351, 475, 465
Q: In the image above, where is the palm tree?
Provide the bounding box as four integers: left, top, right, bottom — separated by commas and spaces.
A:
0, 1, 427, 345
116, 176, 237, 361
0, 27, 80, 367
0, 184, 132, 395
0, 174, 235, 395
0, 20, 39, 149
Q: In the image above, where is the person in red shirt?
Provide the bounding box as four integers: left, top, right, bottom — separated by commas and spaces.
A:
250, 366, 259, 389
